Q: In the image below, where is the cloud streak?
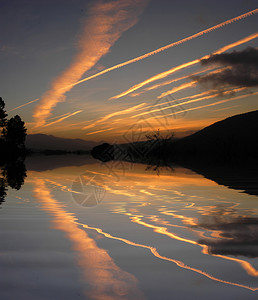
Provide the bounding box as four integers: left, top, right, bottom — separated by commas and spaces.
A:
82, 102, 146, 130
8, 98, 40, 112
132, 87, 246, 119
42, 110, 83, 127
144, 91, 258, 121
64, 8, 258, 90
33, 0, 148, 127
110, 33, 258, 99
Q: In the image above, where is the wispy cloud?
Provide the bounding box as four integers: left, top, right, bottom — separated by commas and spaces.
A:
33, 0, 148, 127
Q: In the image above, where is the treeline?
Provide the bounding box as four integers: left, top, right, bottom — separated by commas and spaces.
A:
0, 97, 27, 156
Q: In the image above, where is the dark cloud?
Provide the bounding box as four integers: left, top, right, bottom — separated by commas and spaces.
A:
192, 47, 258, 90
195, 215, 258, 258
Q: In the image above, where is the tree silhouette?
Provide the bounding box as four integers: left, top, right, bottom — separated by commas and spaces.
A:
0, 97, 8, 140
0, 98, 27, 156
0, 97, 7, 127
4, 115, 27, 149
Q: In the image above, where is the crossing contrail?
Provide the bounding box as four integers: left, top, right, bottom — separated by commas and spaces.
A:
132, 87, 246, 119
42, 110, 83, 127
82, 103, 146, 130
158, 66, 230, 98
111, 32, 258, 99
67, 9, 258, 91
13, 11, 257, 115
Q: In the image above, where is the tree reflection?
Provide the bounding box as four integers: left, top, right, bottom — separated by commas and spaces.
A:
0, 158, 27, 205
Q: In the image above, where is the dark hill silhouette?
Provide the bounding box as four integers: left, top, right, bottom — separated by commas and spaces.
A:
172, 110, 258, 162
26, 134, 99, 152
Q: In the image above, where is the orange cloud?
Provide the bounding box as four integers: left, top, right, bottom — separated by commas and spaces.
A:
33, 0, 148, 127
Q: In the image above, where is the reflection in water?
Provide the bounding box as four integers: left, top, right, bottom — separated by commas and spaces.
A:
31, 162, 258, 292
196, 213, 258, 258
78, 222, 258, 291
0, 158, 26, 204
17, 158, 258, 298
121, 209, 258, 280
0, 178, 7, 205
33, 177, 145, 300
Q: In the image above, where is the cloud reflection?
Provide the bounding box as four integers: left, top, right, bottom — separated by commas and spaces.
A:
33, 177, 145, 300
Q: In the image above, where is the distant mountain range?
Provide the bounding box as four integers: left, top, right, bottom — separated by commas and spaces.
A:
26, 134, 99, 151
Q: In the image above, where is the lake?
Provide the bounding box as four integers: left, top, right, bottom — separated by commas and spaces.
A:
1, 155, 258, 300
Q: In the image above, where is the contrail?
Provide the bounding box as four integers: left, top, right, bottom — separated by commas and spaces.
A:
158, 81, 197, 99
82, 86, 234, 133
64, 8, 258, 90
158, 66, 230, 98
8, 98, 40, 112
33, 0, 148, 127
144, 91, 258, 122
47, 111, 72, 121
130, 66, 216, 96
82, 102, 146, 130
14, 11, 258, 116
85, 127, 115, 136
132, 87, 246, 119
42, 110, 83, 127
111, 32, 258, 99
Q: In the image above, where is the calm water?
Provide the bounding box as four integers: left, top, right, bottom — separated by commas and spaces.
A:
1, 155, 258, 300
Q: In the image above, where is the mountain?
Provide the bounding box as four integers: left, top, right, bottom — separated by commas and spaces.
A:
26, 134, 99, 151
172, 110, 258, 161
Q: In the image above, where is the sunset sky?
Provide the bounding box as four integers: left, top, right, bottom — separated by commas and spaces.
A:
1, 0, 257, 142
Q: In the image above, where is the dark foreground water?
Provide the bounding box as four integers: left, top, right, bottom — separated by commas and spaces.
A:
1, 155, 258, 300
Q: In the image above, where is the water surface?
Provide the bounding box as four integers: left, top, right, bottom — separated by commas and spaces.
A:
1, 155, 258, 299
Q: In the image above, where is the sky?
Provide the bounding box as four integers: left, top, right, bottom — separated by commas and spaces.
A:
0, 0, 257, 142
